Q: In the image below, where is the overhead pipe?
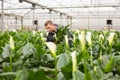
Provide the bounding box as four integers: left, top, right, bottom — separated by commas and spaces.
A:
48, 5, 120, 8
70, 17, 72, 27
32, 4, 35, 26
20, 0, 72, 19
0, 12, 23, 18
67, 16, 69, 25
49, 9, 52, 19
60, 13, 62, 25
1, 0, 4, 31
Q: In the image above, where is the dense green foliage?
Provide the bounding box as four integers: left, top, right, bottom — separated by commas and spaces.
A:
0, 28, 120, 80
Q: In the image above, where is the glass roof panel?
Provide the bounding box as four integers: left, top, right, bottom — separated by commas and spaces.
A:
0, 0, 120, 18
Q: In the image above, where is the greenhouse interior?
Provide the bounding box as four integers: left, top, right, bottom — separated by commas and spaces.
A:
0, 0, 120, 80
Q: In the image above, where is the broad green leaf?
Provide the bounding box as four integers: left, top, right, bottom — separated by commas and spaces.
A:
73, 70, 84, 80
102, 55, 109, 67
102, 72, 113, 80
107, 77, 120, 80
40, 54, 54, 64
28, 69, 52, 80
57, 72, 66, 80
90, 66, 103, 80
15, 68, 52, 80
2, 44, 10, 58
82, 61, 93, 80
57, 53, 69, 69
0, 72, 16, 77
15, 69, 29, 80
105, 56, 113, 72
22, 43, 36, 56
40, 66, 55, 72
113, 55, 120, 66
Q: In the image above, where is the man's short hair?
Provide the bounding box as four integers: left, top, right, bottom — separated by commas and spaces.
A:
44, 20, 54, 26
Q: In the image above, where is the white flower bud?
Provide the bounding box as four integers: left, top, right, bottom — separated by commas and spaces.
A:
86, 32, 92, 46
65, 35, 69, 48
99, 34, 104, 42
71, 51, 77, 72
40, 32, 44, 41
32, 30, 36, 36
79, 31, 85, 51
10, 36, 15, 50
107, 32, 115, 45
46, 42, 56, 57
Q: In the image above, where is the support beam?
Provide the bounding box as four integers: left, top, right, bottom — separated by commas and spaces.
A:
23, 15, 120, 19
22, 0, 72, 18
1, 0, 4, 31
48, 5, 120, 9
21, 17, 23, 27
2, 4, 120, 10
0, 12, 23, 18
60, 13, 62, 24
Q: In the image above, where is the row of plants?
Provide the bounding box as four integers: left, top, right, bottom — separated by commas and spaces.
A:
0, 27, 120, 80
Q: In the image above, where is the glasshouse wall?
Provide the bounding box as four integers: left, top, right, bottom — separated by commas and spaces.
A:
1, 16, 22, 31
2, 15, 120, 31
72, 18, 120, 30
22, 18, 120, 30
23, 19, 68, 30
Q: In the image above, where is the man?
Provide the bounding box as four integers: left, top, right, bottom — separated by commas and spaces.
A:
44, 20, 73, 46
44, 20, 58, 43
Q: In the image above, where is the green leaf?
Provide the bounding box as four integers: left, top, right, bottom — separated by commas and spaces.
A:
2, 44, 10, 58
83, 61, 92, 80
41, 54, 54, 64
102, 72, 113, 80
73, 70, 84, 80
0, 72, 16, 77
15, 68, 29, 80
90, 66, 103, 80
28, 69, 52, 80
104, 56, 113, 72
113, 55, 120, 66
40, 66, 55, 72
22, 43, 36, 56
57, 53, 69, 69
15, 68, 52, 80
107, 77, 120, 80
61, 62, 72, 79
57, 72, 66, 80
101, 55, 109, 67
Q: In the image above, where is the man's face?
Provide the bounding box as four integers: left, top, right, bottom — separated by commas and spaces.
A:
45, 24, 55, 32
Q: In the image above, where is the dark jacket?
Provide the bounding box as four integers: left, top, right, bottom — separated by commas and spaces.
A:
46, 24, 58, 42
46, 24, 73, 46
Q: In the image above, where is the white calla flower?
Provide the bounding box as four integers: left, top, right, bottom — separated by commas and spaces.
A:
12, 29, 17, 32
107, 32, 115, 45
76, 29, 80, 34
19, 27, 22, 30
10, 36, 15, 50
65, 35, 69, 48
71, 51, 77, 72
40, 32, 44, 41
86, 32, 92, 46
46, 32, 49, 36
5, 24, 8, 30
79, 31, 85, 51
40, 32, 43, 38
32, 30, 36, 36
99, 34, 104, 42
73, 34, 76, 44
46, 42, 56, 57
94, 65, 97, 72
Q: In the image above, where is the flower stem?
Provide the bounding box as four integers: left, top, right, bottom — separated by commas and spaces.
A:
54, 57, 57, 80
90, 47, 93, 66
10, 49, 13, 71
